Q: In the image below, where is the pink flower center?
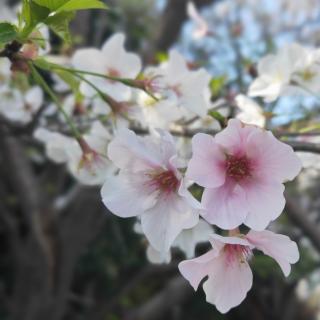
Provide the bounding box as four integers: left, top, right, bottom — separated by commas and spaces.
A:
107, 68, 121, 78
144, 75, 165, 93
226, 155, 251, 181
106, 68, 121, 84
224, 244, 252, 266
148, 170, 179, 194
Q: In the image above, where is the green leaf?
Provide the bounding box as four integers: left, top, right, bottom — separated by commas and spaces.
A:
20, 1, 51, 38
33, 0, 107, 12
57, 0, 107, 12
45, 11, 75, 43
0, 23, 18, 44
21, 0, 32, 28
32, 0, 69, 11
20, 0, 106, 39
29, 1, 51, 23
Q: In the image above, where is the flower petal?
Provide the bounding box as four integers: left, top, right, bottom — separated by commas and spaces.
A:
215, 119, 254, 156
243, 179, 285, 230
72, 48, 105, 73
203, 256, 253, 313
101, 33, 142, 78
141, 195, 199, 253
201, 181, 248, 229
246, 230, 299, 276
108, 128, 163, 172
178, 249, 219, 290
186, 133, 226, 188
247, 130, 302, 183
101, 173, 157, 218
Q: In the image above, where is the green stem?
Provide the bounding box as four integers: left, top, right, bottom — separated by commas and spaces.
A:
51, 64, 133, 85
29, 63, 82, 139
71, 70, 109, 100
49, 63, 159, 101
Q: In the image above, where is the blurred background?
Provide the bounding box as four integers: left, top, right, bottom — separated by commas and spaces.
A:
1, 0, 320, 319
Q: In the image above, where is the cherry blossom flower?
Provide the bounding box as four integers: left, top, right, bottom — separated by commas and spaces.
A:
186, 119, 302, 230
179, 230, 299, 313
34, 122, 114, 185
235, 94, 266, 128
249, 43, 320, 102
72, 33, 142, 101
143, 50, 211, 118
289, 44, 320, 95
101, 128, 200, 253
248, 48, 293, 102
0, 86, 43, 124
136, 90, 182, 130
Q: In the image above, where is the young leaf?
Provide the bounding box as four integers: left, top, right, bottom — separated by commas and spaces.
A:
20, 1, 51, 38
33, 0, 107, 12
57, 0, 107, 12
29, 1, 51, 23
32, 0, 69, 11
0, 23, 18, 44
21, 0, 32, 29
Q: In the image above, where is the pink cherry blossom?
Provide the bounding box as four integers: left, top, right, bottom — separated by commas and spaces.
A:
101, 128, 200, 253
72, 33, 141, 101
186, 119, 302, 230
178, 230, 299, 313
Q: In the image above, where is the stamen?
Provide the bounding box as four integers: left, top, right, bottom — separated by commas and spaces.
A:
147, 170, 179, 194
224, 244, 252, 266
226, 155, 251, 181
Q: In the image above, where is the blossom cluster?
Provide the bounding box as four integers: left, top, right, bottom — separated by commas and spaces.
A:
101, 119, 301, 313
249, 43, 320, 102
0, 3, 314, 312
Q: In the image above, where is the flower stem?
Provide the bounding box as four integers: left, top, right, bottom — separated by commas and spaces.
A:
29, 63, 82, 139
49, 63, 159, 101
